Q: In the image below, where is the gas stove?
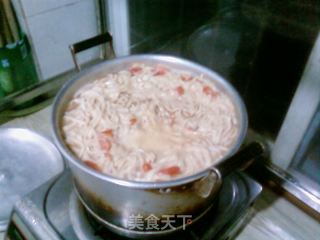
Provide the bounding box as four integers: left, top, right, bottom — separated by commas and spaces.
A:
5, 170, 261, 240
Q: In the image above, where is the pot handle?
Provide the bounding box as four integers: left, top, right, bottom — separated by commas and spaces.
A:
69, 32, 116, 71
213, 141, 267, 178
194, 141, 267, 198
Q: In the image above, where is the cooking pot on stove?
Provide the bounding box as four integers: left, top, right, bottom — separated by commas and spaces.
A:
52, 35, 265, 239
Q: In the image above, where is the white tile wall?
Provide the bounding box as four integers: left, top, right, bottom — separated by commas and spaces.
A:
19, 0, 83, 17
13, 0, 100, 80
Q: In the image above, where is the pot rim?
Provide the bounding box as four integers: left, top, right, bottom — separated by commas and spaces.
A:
51, 54, 248, 189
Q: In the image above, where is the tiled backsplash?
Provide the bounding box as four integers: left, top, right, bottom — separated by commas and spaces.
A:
13, 0, 100, 80
18, 0, 82, 17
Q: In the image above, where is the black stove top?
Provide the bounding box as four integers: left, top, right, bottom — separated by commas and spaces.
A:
6, 170, 261, 240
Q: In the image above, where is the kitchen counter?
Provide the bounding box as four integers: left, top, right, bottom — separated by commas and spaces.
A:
1, 106, 320, 240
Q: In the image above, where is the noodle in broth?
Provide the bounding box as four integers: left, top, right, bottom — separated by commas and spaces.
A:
62, 64, 238, 181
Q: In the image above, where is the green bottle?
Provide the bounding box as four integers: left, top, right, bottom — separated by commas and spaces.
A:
0, 58, 14, 94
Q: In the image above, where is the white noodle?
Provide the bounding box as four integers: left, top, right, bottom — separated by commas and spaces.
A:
62, 64, 239, 181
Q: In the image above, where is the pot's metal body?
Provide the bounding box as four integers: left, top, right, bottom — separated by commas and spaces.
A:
52, 55, 248, 237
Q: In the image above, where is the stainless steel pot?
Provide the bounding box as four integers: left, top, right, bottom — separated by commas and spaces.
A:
52, 55, 264, 238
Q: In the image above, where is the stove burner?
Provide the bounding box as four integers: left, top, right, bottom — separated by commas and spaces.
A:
6, 170, 261, 240
68, 172, 261, 240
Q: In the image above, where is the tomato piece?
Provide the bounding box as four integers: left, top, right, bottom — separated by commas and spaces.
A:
130, 117, 138, 125
129, 66, 142, 75
153, 66, 168, 76
203, 85, 218, 97
98, 136, 112, 152
175, 86, 185, 96
84, 160, 101, 171
142, 163, 152, 172
102, 129, 113, 137
102, 140, 112, 151
181, 74, 192, 81
159, 166, 181, 176
99, 130, 113, 152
